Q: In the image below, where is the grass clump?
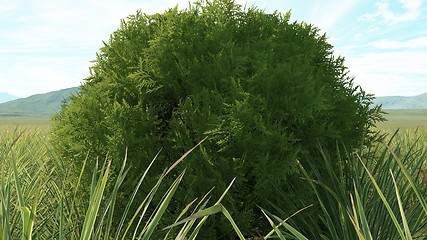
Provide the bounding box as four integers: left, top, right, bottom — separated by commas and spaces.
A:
1, 128, 310, 239
3, 125, 427, 239
296, 129, 427, 239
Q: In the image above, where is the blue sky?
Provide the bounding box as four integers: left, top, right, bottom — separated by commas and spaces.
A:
1, 0, 426, 97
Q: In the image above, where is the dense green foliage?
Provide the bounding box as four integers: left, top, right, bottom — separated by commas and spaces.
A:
51, 0, 383, 237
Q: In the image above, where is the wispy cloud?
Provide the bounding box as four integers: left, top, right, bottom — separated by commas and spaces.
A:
347, 51, 427, 96
1, 0, 426, 97
0, 55, 89, 97
369, 36, 427, 49
0, 0, 191, 96
359, 0, 422, 24
314, 0, 360, 31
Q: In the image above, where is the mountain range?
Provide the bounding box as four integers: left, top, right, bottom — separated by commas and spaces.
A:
374, 93, 427, 109
0, 87, 426, 119
0, 87, 79, 118
0, 92, 19, 104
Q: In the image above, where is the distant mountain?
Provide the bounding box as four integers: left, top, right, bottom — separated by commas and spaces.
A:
0, 87, 79, 118
0, 92, 19, 104
375, 92, 427, 109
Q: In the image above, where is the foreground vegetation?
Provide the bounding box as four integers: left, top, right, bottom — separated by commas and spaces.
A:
0, 128, 247, 239
0, 125, 426, 239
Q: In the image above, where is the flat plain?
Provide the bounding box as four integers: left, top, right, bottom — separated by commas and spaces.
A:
377, 109, 427, 130
0, 116, 50, 131
1, 109, 426, 132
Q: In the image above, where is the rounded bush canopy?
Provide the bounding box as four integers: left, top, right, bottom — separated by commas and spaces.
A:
52, 0, 383, 237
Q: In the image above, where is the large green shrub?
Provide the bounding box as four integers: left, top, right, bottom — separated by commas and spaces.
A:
52, 0, 383, 237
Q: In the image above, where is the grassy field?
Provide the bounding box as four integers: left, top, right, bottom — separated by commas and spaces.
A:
1, 110, 427, 239
2, 109, 426, 132
0, 117, 50, 131
377, 109, 427, 130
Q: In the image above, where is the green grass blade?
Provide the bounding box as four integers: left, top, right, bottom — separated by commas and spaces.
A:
163, 198, 198, 240
169, 189, 213, 240
261, 209, 287, 240
296, 160, 341, 239
188, 177, 236, 240
261, 207, 309, 240
164, 136, 208, 176
80, 160, 111, 240
383, 141, 427, 215
114, 149, 161, 240
11, 154, 25, 209
263, 204, 312, 239
357, 154, 406, 239
215, 177, 235, 205
349, 193, 365, 240
164, 204, 223, 230
390, 170, 412, 240
21, 207, 34, 240
353, 182, 373, 240
11, 152, 35, 240
220, 205, 245, 240
141, 170, 185, 240
96, 150, 130, 240
1, 158, 11, 240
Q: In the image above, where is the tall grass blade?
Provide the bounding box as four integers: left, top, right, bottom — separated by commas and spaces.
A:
349, 193, 365, 240
141, 170, 185, 240
164, 204, 223, 230
114, 149, 161, 240
263, 204, 312, 239
390, 170, 412, 240
165, 136, 208, 176
261, 207, 309, 240
220, 205, 245, 240
261, 209, 286, 240
95, 149, 130, 239
11, 151, 36, 240
80, 160, 111, 240
352, 182, 373, 240
187, 177, 236, 240
383, 141, 427, 215
357, 153, 406, 239
169, 189, 213, 240
297, 160, 342, 239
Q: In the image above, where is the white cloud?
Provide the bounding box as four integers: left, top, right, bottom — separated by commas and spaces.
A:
1, 0, 426, 97
347, 51, 427, 96
0, 0, 18, 14
314, 0, 359, 31
1, 0, 192, 53
359, 0, 422, 24
368, 25, 380, 32
0, 0, 193, 96
0, 56, 89, 97
349, 51, 427, 76
369, 37, 427, 49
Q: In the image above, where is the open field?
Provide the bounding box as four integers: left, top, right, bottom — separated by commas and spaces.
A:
377, 109, 427, 130
0, 116, 50, 131
1, 109, 426, 132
